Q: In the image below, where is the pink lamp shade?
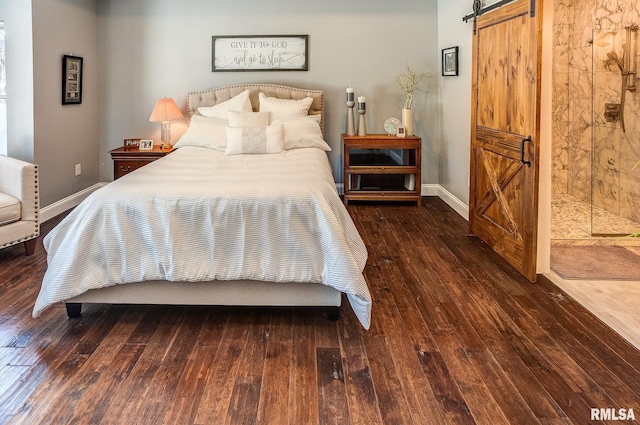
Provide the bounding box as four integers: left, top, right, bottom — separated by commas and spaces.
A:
149, 97, 184, 148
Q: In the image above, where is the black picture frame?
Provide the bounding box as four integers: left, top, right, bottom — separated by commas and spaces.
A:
62, 55, 83, 105
442, 46, 459, 77
212, 35, 308, 72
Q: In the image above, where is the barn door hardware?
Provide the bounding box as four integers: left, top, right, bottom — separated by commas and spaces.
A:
463, 0, 535, 33
520, 136, 532, 167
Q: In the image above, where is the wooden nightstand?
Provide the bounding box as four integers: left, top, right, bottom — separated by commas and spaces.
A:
343, 134, 421, 206
109, 146, 175, 180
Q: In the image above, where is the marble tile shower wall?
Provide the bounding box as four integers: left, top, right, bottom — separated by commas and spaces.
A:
553, 0, 640, 223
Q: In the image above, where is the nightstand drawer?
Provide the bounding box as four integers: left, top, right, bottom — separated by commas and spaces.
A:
114, 160, 147, 178
109, 146, 174, 180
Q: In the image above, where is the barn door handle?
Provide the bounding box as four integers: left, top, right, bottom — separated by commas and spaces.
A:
520, 136, 532, 167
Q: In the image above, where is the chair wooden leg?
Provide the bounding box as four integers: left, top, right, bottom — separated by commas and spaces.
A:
24, 238, 37, 256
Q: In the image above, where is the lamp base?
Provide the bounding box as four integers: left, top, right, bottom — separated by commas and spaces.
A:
160, 122, 172, 150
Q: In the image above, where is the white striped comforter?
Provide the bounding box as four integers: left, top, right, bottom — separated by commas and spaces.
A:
34, 146, 371, 328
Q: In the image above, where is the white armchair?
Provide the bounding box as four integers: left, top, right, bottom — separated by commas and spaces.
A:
0, 155, 39, 255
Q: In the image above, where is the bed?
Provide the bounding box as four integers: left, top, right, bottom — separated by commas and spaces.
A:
33, 84, 371, 329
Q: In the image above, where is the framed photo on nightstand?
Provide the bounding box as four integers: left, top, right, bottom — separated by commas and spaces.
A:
124, 138, 141, 148
139, 139, 154, 150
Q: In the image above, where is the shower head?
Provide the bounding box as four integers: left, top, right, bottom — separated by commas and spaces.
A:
607, 52, 624, 72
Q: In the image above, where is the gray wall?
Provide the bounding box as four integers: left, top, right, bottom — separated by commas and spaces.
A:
32, 0, 99, 207
437, 0, 473, 205
97, 0, 440, 183
6, 0, 480, 213
1, 0, 99, 208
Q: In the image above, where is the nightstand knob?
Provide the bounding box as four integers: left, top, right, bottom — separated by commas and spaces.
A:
119, 165, 131, 172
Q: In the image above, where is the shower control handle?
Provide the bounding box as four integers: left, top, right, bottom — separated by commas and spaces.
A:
520, 136, 532, 167
604, 103, 621, 122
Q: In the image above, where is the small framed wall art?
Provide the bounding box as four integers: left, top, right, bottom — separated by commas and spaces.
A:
441, 46, 459, 77
62, 55, 83, 104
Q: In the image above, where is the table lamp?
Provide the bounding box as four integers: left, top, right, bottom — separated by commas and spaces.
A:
149, 97, 184, 149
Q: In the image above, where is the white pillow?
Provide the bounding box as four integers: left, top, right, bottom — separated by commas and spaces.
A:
258, 92, 313, 121
224, 125, 285, 155
228, 110, 270, 128
174, 115, 227, 151
271, 116, 331, 151
198, 90, 252, 119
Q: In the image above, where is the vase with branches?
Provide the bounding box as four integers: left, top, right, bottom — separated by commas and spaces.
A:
395, 63, 426, 136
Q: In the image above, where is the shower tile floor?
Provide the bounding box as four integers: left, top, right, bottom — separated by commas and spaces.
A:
551, 193, 640, 242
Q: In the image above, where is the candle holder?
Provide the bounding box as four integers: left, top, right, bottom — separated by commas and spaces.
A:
346, 99, 356, 136
358, 109, 367, 136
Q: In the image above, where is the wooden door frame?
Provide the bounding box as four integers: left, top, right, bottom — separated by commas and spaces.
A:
535, 0, 553, 275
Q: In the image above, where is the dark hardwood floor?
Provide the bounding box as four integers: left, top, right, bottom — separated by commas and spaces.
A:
1, 197, 639, 424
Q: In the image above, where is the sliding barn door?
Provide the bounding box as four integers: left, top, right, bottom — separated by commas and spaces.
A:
469, 0, 542, 282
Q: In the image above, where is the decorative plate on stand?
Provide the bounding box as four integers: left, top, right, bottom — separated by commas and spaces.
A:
384, 117, 401, 136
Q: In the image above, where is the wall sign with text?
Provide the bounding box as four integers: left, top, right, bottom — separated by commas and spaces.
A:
212, 35, 308, 72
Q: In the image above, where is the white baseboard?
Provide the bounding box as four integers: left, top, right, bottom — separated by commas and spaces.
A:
335, 182, 469, 221
424, 184, 469, 220
435, 185, 469, 220
421, 183, 440, 196
41, 182, 108, 222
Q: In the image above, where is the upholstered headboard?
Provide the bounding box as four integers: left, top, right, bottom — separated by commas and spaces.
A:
187, 83, 324, 133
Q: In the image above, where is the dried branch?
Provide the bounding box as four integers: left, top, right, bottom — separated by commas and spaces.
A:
395, 63, 426, 109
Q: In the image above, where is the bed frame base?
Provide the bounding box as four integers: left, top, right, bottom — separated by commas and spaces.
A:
65, 302, 82, 318
63, 280, 342, 320
65, 302, 340, 321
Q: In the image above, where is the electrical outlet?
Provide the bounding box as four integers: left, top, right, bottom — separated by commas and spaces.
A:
75, 163, 82, 176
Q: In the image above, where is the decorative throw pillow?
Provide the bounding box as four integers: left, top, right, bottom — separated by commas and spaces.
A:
227, 111, 270, 128
174, 115, 227, 151
224, 125, 285, 155
258, 92, 313, 121
197, 90, 252, 119
271, 116, 331, 151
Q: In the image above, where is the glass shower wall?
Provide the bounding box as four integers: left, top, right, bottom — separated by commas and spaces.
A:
591, 27, 640, 236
